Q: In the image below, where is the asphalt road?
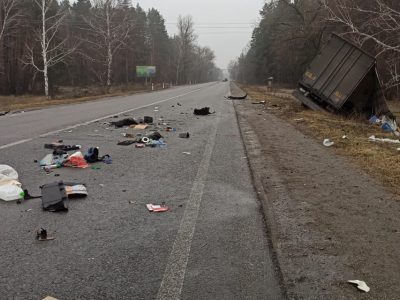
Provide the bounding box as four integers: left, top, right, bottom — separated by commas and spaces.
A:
0, 82, 284, 299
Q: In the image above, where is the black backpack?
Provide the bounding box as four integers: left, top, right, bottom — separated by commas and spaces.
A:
84, 147, 99, 163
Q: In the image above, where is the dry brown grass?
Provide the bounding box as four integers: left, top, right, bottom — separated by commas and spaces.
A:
241, 84, 400, 194
0, 84, 163, 112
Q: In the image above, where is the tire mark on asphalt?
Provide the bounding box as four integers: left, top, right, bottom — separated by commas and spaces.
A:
0, 87, 205, 151
156, 112, 221, 300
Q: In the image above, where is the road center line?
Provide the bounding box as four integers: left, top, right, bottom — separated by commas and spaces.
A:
0, 87, 204, 150
156, 113, 220, 300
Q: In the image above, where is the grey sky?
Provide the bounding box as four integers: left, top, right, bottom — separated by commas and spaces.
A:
135, 0, 266, 70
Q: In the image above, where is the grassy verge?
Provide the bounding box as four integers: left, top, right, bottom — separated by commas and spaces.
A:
0, 84, 168, 112
240, 84, 400, 195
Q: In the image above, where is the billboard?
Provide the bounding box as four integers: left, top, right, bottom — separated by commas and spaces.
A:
136, 66, 156, 77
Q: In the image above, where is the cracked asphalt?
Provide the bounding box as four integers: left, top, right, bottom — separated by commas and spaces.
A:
0, 82, 284, 299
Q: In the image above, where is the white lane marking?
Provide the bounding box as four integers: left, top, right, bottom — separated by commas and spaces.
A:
0, 87, 203, 150
0, 138, 33, 150
157, 113, 220, 300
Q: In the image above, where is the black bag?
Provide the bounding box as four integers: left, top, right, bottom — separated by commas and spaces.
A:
84, 147, 99, 163
41, 181, 68, 212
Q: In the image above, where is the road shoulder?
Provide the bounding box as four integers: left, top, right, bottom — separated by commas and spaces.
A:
233, 85, 400, 299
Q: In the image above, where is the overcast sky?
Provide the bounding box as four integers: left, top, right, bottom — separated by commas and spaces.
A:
134, 0, 266, 70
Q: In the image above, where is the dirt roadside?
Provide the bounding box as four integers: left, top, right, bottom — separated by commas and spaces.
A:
232, 83, 400, 299
0, 85, 166, 112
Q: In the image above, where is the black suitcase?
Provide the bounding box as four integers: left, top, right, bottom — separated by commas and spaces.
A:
41, 181, 68, 212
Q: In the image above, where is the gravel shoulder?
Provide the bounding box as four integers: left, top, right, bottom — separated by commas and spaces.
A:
232, 83, 400, 299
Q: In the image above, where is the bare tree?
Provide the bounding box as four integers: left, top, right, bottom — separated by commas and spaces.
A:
322, 0, 400, 92
23, 0, 75, 97
0, 0, 22, 42
175, 15, 196, 84
82, 0, 131, 88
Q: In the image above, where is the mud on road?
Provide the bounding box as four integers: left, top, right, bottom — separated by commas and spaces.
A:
233, 88, 400, 299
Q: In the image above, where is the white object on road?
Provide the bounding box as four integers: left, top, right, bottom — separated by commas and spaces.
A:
146, 203, 169, 212
0, 164, 18, 183
0, 165, 24, 201
323, 139, 334, 147
0, 184, 24, 201
182, 152, 191, 155
368, 135, 400, 144
348, 280, 370, 292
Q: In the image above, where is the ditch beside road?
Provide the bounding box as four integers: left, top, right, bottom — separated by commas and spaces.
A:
233, 83, 400, 299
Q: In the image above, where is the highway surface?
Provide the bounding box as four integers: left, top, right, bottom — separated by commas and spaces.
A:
0, 82, 283, 299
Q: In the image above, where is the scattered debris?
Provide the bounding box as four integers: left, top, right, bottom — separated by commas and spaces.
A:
342, 135, 348, 139
141, 137, 150, 144
348, 280, 370, 293
44, 142, 81, 152
194, 107, 214, 115
118, 140, 136, 146
0, 165, 24, 201
135, 143, 145, 148
23, 189, 41, 200
179, 132, 190, 138
252, 100, 266, 104
65, 183, 88, 198
122, 133, 135, 138
110, 118, 137, 128
130, 124, 148, 130
182, 152, 191, 155
368, 135, 400, 144
225, 93, 248, 100
323, 139, 334, 147
148, 132, 163, 141
0, 110, 10, 116
146, 203, 169, 212
41, 181, 69, 212
36, 228, 55, 241
144, 116, 153, 123
294, 118, 304, 121
102, 155, 112, 164
369, 115, 381, 124
63, 151, 89, 168
84, 147, 99, 163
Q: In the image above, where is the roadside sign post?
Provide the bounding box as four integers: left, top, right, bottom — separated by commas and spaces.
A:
136, 66, 156, 87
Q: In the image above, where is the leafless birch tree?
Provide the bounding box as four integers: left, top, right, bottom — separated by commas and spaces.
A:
82, 0, 131, 88
23, 0, 75, 97
0, 0, 22, 42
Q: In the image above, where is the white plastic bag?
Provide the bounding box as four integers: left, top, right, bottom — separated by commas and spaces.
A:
0, 164, 18, 184
0, 184, 24, 201
0, 164, 24, 201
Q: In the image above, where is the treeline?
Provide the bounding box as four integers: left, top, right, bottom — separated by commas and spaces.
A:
229, 0, 400, 99
0, 0, 221, 96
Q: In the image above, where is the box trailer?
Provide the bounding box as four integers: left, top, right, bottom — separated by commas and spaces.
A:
294, 33, 390, 116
